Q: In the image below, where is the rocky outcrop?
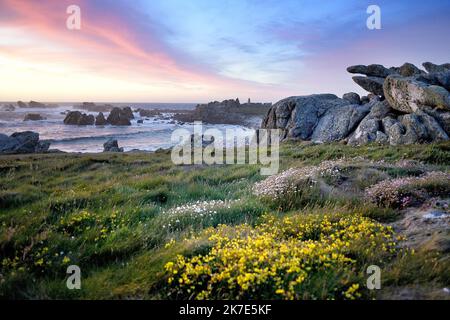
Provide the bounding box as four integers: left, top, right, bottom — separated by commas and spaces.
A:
95, 112, 107, 126
63, 107, 134, 126
103, 139, 123, 152
383, 75, 450, 113
0, 131, 50, 154
347, 101, 394, 145
173, 99, 272, 128
422, 62, 450, 74
64, 111, 95, 125
262, 94, 355, 141
310, 103, 371, 143
398, 63, 425, 77
24, 113, 45, 121
261, 61, 450, 146
347, 64, 395, 78
342, 92, 361, 105
106, 107, 134, 126
17, 101, 27, 108
382, 112, 448, 145
352, 76, 385, 96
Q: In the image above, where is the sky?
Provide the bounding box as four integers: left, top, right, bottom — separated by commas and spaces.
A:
0, 0, 449, 103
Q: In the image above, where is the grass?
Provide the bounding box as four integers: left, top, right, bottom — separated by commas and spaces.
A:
0, 141, 449, 299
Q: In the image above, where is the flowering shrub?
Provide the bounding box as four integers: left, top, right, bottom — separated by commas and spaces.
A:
365, 171, 450, 208
252, 158, 419, 199
252, 161, 346, 199
164, 214, 400, 300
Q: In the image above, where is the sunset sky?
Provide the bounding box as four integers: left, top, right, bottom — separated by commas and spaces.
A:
1, 0, 449, 103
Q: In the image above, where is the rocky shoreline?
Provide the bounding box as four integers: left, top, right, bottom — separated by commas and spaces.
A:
2, 61, 450, 154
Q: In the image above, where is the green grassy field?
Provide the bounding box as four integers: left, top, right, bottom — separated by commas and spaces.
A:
0, 142, 449, 299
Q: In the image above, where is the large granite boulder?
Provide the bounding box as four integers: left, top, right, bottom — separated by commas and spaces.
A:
0, 131, 50, 154
63, 111, 95, 125
262, 94, 352, 140
383, 75, 450, 113
311, 103, 371, 143
107, 107, 133, 126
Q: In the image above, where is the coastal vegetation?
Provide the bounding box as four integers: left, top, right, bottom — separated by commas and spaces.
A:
0, 141, 449, 299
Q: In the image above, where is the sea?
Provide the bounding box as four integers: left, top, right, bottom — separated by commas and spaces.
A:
0, 103, 255, 153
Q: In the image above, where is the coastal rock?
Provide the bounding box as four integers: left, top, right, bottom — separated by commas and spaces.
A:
398, 63, 425, 77
0, 131, 50, 154
103, 139, 123, 152
417, 71, 450, 91
64, 111, 95, 125
173, 99, 271, 128
106, 107, 133, 126
310, 103, 371, 142
383, 75, 450, 113
360, 96, 370, 104
347, 64, 394, 78
95, 112, 107, 126
17, 101, 27, 108
383, 113, 448, 145
24, 113, 45, 121
342, 92, 361, 105
261, 61, 450, 146
352, 76, 385, 96
423, 62, 450, 74
262, 94, 350, 140
121, 107, 134, 120
347, 101, 394, 146
421, 107, 450, 134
